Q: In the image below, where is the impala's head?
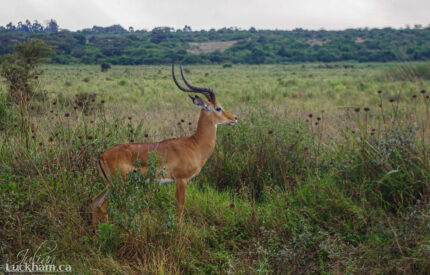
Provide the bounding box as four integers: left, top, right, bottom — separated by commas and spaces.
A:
172, 64, 237, 127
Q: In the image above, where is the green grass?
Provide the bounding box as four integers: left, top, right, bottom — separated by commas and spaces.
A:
0, 63, 429, 274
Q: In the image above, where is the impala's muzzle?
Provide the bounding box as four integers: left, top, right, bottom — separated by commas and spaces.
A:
229, 117, 238, 125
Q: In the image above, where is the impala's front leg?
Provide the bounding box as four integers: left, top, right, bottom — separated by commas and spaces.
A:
175, 178, 188, 221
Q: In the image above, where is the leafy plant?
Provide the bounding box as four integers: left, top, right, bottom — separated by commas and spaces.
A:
0, 39, 51, 103
100, 62, 111, 72
105, 150, 162, 237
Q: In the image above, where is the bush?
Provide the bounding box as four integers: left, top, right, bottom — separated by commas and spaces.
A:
207, 112, 313, 200
74, 92, 98, 112
0, 39, 51, 103
101, 62, 111, 72
336, 125, 429, 208
383, 62, 430, 81
104, 151, 161, 236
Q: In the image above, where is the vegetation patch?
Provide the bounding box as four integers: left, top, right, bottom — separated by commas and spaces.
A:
0, 51, 429, 273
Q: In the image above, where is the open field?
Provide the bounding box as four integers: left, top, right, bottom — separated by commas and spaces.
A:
187, 41, 238, 54
1, 63, 429, 274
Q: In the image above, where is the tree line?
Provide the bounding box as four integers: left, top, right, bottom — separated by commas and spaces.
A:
1, 20, 430, 64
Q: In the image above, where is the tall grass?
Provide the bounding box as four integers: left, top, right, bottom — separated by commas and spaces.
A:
0, 64, 429, 273
384, 62, 430, 81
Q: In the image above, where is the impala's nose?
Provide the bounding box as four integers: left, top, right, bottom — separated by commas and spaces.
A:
230, 116, 238, 125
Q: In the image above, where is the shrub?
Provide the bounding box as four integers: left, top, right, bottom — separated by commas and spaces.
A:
335, 125, 429, 208
383, 62, 430, 81
101, 62, 111, 72
99, 150, 165, 256
0, 39, 51, 103
207, 112, 313, 200
74, 92, 97, 112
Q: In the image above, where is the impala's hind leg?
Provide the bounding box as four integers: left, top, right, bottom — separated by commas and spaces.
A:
99, 200, 109, 223
91, 188, 108, 231
92, 158, 113, 232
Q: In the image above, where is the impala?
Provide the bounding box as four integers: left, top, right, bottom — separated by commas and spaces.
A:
91, 65, 237, 230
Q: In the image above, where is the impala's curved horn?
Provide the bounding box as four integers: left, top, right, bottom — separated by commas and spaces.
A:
172, 64, 194, 92
180, 65, 216, 104
174, 64, 216, 104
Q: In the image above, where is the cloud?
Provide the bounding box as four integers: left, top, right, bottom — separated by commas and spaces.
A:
0, 0, 428, 31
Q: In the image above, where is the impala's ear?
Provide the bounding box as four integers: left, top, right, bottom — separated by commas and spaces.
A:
189, 95, 211, 111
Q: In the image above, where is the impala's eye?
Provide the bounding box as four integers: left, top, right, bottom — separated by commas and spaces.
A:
216, 107, 222, 112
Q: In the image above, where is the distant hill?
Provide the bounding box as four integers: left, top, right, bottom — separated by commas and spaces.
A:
1, 21, 430, 64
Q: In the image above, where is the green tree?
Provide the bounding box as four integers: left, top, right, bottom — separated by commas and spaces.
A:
101, 62, 111, 72
0, 38, 52, 148
0, 38, 52, 102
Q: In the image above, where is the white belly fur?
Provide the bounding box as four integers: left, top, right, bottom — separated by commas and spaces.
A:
158, 178, 174, 184
152, 173, 198, 184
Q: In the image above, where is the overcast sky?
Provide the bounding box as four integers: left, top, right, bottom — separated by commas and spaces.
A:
0, 0, 429, 31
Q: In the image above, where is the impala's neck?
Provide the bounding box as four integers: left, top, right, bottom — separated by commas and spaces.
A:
191, 109, 217, 159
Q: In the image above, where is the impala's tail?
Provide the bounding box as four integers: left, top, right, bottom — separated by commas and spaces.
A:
93, 159, 110, 208
97, 159, 109, 183
92, 158, 111, 230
